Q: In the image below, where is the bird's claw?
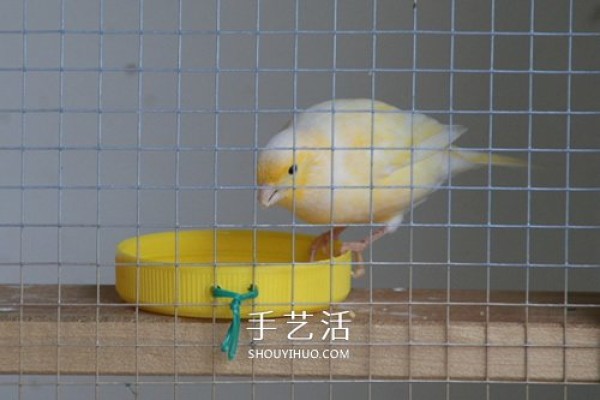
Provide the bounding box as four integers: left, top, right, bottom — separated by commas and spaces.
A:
309, 230, 366, 278
349, 252, 366, 278
309, 227, 346, 262
340, 242, 367, 279
309, 233, 332, 262
340, 241, 368, 254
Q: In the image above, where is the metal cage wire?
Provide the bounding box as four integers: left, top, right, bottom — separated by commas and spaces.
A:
0, 0, 598, 399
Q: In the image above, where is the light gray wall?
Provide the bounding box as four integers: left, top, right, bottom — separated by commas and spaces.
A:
0, 0, 598, 399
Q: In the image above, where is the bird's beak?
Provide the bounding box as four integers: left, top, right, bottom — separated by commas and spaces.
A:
258, 187, 282, 208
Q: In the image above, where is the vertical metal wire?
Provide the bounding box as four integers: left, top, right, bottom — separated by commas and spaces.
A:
486, 1, 497, 397
251, 1, 261, 398
18, 0, 28, 398
286, 0, 307, 391
563, 0, 575, 396
525, 0, 537, 396
212, 1, 222, 398
174, 0, 184, 398
328, 1, 339, 397
289, 0, 298, 387
408, 2, 419, 399
367, 2, 378, 400
446, 0, 457, 393
95, 0, 105, 398
290, 3, 300, 398
135, 0, 145, 397
56, 0, 66, 397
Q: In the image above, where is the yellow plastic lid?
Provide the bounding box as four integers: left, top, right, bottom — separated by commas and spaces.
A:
115, 230, 352, 318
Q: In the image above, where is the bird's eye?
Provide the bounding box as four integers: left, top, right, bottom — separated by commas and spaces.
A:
288, 164, 298, 175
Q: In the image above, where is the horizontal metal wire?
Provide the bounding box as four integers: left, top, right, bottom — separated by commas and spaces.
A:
1, 260, 598, 269
1, 341, 597, 349
3, 145, 599, 153
0, 379, 595, 386
2, 107, 599, 115
4, 297, 598, 308
0, 222, 597, 230
1, 185, 597, 192
2, 66, 600, 75
1, 28, 600, 37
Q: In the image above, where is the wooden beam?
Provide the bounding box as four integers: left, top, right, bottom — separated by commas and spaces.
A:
0, 285, 598, 382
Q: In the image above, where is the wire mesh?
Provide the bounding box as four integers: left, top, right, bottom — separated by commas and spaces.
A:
0, 0, 598, 399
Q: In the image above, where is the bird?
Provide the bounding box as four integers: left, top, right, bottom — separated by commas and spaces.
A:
256, 99, 524, 274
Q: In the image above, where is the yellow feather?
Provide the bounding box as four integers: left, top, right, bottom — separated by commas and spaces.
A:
257, 99, 525, 227
450, 150, 528, 168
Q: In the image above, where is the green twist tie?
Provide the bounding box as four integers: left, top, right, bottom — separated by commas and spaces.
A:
211, 284, 259, 360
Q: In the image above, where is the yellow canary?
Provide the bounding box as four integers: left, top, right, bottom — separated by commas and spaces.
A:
257, 99, 524, 269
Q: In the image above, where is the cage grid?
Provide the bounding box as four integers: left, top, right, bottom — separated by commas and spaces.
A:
0, 0, 598, 399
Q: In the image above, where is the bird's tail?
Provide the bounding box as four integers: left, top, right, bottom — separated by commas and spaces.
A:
449, 149, 527, 174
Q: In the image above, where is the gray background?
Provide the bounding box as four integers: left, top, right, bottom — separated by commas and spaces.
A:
0, 0, 598, 399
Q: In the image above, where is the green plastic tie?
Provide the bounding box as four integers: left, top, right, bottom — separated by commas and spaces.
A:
211, 284, 259, 360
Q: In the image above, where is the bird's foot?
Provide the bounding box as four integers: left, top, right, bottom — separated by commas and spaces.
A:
309, 232, 332, 262
309, 227, 347, 262
350, 252, 366, 278
340, 241, 368, 279
340, 240, 369, 254
308, 228, 369, 278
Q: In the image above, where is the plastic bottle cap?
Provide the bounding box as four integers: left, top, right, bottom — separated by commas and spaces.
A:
115, 230, 352, 318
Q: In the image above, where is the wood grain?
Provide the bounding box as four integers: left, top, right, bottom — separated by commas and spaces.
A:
0, 285, 598, 382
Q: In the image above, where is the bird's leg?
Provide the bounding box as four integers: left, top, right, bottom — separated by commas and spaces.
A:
340, 226, 393, 278
309, 226, 347, 262
340, 226, 391, 253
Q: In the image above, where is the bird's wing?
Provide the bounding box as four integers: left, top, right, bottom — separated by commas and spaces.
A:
339, 107, 467, 182
378, 112, 466, 173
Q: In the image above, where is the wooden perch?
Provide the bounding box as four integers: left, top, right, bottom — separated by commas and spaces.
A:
0, 285, 598, 382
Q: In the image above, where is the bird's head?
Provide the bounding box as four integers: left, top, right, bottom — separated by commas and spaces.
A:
257, 127, 318, 208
